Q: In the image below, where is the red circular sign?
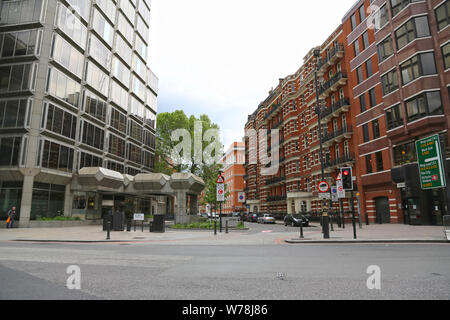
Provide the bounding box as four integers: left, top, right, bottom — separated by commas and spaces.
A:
318, 181, 330, 193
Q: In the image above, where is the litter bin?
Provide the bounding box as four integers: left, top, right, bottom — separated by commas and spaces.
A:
151, 215, 165, 233
103, 213, 113, 231
113, 211, 124, 231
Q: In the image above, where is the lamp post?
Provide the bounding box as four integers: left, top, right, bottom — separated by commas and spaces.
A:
314, 48, 330, 239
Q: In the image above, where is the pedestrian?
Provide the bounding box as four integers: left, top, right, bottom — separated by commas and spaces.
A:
6, 206, 16, 229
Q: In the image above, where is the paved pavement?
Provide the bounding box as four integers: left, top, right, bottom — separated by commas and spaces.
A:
0, 222, 448, 244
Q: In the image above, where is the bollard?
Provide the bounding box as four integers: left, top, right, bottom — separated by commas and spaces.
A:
214, 219, 217, 235
300, 221, 304, 239
127, 220, 131, 232
106, 221, 111, 240
330, 212, 334, 231
226, 220, 229, 234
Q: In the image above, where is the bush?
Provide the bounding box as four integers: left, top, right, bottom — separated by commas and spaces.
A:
37, 216, 81, 221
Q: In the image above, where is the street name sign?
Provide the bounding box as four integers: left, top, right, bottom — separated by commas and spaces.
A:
416, 135, 446, 190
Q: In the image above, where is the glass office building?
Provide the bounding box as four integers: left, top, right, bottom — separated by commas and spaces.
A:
0, 0, 158, 225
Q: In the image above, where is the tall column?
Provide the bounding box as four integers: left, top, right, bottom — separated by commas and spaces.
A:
63, 183, 72, 217
190, 195, 198, 215
175, 192, 188, 224
19, 175, 35, 228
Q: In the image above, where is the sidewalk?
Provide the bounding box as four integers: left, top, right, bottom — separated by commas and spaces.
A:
285, 224, 449, 243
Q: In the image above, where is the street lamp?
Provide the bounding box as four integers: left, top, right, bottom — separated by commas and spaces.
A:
219, 168, 224, 233
313, 48, 330, 239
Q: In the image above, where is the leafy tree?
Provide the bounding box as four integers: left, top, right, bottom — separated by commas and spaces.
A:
155, 110, 223, 178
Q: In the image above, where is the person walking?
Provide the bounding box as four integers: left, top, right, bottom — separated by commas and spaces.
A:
6, 207, 16, 229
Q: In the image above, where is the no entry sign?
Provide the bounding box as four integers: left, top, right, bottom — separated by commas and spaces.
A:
318, 181, 330, 193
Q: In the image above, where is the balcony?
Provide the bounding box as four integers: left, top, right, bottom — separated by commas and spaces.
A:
319, 72, 348, 99
265, 176, 286, 186
320, 98, 351, 122
317, 45, 345, 76
264, 104, 281, 121
324, 153, 356, 172
267, 195, 287, 203
321, 125, 353, 147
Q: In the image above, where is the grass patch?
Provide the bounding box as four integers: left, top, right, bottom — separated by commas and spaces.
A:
171, 221, 247, 230
36, 216, 81, 221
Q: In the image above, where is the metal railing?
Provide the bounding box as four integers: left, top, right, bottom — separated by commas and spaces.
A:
319, 72, 348, 96
321, 125, 353, 144
324, 153, 356, 169
317, 44, 345, 71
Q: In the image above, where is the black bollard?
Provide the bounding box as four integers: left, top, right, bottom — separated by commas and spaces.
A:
300, 221, 304, 239
226, 220, 229, 234
106, 221, 111, 240
214, 219, 217, 235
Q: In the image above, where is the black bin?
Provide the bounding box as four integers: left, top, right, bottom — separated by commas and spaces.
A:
103, 214, 113, 231
112, 212, 124, 231
151, 215, 165, 233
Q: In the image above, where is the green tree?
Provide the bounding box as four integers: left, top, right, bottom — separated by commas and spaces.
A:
155, 110, 223, 178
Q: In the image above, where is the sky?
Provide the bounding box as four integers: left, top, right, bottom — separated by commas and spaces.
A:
148, 0, 358, 150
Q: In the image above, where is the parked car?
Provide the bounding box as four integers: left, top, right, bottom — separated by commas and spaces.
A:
247, 213, 259, 223
232, 212, 241, 218
241, 213, 249, 221
284, 214, 309, 227
258, 214, 276, 224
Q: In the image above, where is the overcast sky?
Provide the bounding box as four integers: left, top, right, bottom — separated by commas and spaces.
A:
148, 0, 357, 149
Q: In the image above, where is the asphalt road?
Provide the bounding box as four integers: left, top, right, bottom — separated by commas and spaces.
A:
0, 236, 449, 300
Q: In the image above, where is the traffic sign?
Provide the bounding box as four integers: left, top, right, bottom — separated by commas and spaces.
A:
416, 134, 446, 190
217, 184, 225, 202
216, 175, 225, 184
238, 192, 246, 203
318, 181, 330, 193
331, 186, 338, 202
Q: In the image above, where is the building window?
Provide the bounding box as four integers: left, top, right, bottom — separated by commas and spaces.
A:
359, 4, 366, 22
435, 0, 450, 31
378, 36, 393, 62
357, 66, 364, 83
127, 142, 142, 165
442, 42, 450, 70
386, 104, 403, 130
375, 152, 384, 171
79, 152, 102, 170
395, 16, 430, 50
366, 155, 373, 174
393, 142, 417, 166
47, 67, 81, 107
85, 62, 110, 98
400, 52, 437, 85
0, 63, 35, 93
391, 0, 422, 17
372, 119, 380, 139
375, 4, 389, 31
105, 160, 125, 173
92, 8, 114, 47
369, 88, 377, 107
366, 59, 373, 78
0, 99, 29, 129
108, 133, 126, 158
96, 0, 117, 23
45, 103, 77, 140
0, 0, 45, 26
88, 34, 112, 72
363, 124, 370, 142
51, 33, 84, 78
0, 136, 22, 166
351, 13, 357, 30
40, 140, 74, 172
360, 94, 367, 113
406, 91, 443, 123
129, 119, 143, 143
81, 121, 105, 151
55, 2, 88, 50
110, 107, 127, 134
30, 183, 66, 220
82, 90, 107, 123
354, 39, 360, 57
362, 31, 370, 50
381, 69, 399, 95
0, 29, 42, 58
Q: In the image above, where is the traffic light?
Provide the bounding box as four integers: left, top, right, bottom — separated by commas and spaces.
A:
341, 167, 353, 190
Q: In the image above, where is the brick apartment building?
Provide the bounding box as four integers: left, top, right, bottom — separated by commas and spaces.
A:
221, 142, 246, 214
244, 0, 450, 225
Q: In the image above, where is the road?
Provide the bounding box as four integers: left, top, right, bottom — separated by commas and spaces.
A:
0, 222, 449, 300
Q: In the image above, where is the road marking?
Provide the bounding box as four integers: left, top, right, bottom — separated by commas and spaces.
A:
261, 230, 273, 233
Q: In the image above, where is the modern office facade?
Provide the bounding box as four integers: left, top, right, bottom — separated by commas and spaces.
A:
0, 0, 158, 226
244, 0, 450, 225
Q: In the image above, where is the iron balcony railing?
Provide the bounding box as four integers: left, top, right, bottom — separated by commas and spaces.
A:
267, 195, 287, 202
324, 153, 356, 169
320, 98, 351, 119
264, 104, 281, 120
321, 125, 353, 144
317, 44, 345, 71
319, 72, 347, 96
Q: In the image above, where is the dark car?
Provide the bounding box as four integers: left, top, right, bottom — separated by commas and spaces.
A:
284, 214, 309, 227
247, 213, 259, 223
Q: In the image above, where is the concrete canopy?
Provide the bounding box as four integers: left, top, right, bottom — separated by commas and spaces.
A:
78, 167, 125, 189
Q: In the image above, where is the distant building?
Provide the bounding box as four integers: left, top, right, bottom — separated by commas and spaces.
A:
220, 142, 246, 214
